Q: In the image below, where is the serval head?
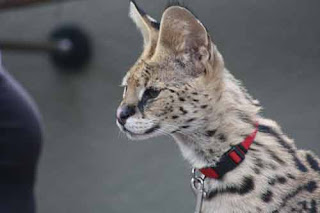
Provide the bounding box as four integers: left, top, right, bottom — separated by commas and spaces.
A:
116, 1, 259, 146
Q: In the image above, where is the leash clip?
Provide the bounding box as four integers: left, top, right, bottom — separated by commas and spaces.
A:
191, 168, 208, 213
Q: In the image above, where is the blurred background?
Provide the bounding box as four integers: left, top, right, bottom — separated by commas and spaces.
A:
0, 0, 319, 212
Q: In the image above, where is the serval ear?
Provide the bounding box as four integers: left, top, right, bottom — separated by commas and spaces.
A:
154, 6, 210, 64
129, 1, 159, 50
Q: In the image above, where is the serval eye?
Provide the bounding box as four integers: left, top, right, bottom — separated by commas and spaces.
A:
143, 88, 161, 100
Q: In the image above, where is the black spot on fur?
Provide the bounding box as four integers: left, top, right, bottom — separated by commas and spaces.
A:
255, 158, 264, 168
269, 163, 277, 170
175, 59, 185, 68
253, 141, 264, 147
287, 173, 296, 180
276, 176, 287, 184
171, 115, 179, 119
181, 125, 189, 129
298, 201, 308, 210
193, 99, 199, 102
268, 178, 276, 186
266, 149, 286, 165
258, 125, 308, 172
261, 190, 273, 203
179, 97, 185, 102
205, 130, 216, 137
192, 92, 198, 95
186, 118, 195, 123
207, 176, 255, 199
200, 105, 208, 109
179, 107, 188, 115
275, 181, 318, 211
306, 181, 317, 192
253, 167, 260, 174
237, 111, 253, 125
208, 149, 215, 154
311, 200, 317, 213
306, 153, 320, 173
217, 134, 226, 142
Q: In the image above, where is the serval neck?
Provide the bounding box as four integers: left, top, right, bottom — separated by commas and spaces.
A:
171, 71, 260, 169
172, 115, 258, 169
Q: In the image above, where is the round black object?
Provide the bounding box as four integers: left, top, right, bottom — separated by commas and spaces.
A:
49, 25, 91, 71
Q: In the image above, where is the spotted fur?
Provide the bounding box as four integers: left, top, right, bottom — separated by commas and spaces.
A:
116, 2, 320, 212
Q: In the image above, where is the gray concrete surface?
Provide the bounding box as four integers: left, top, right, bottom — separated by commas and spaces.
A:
0, 0, 319, 212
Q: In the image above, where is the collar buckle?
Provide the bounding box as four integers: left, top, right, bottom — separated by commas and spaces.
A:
226, 145, 246, 165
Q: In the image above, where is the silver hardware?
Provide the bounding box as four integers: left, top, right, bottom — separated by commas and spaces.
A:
191, 168, 207, 213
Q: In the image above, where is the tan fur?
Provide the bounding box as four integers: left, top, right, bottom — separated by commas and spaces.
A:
117, 2, 320, 212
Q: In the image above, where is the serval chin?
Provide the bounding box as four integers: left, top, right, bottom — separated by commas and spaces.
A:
116, 1, 320, 212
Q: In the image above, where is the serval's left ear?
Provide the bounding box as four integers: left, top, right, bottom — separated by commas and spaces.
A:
154, 6, 210, 64
129, 1, 159, 48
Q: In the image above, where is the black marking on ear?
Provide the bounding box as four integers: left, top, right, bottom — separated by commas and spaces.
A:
150, 21, 160, 29
207, 176, 254, 199
258, 125, 308, 172
261, 190, 273, 203
205, 130, 216, 137
131, 0, 146, 16
306, 153, 320, 173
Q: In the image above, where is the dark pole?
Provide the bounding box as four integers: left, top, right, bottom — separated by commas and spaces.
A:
0, 0, 82, 11
0, 0, 54, 10
0, 40, 57, 52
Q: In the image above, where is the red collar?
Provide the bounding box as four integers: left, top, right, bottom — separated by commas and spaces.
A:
199, 122, 259, 179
